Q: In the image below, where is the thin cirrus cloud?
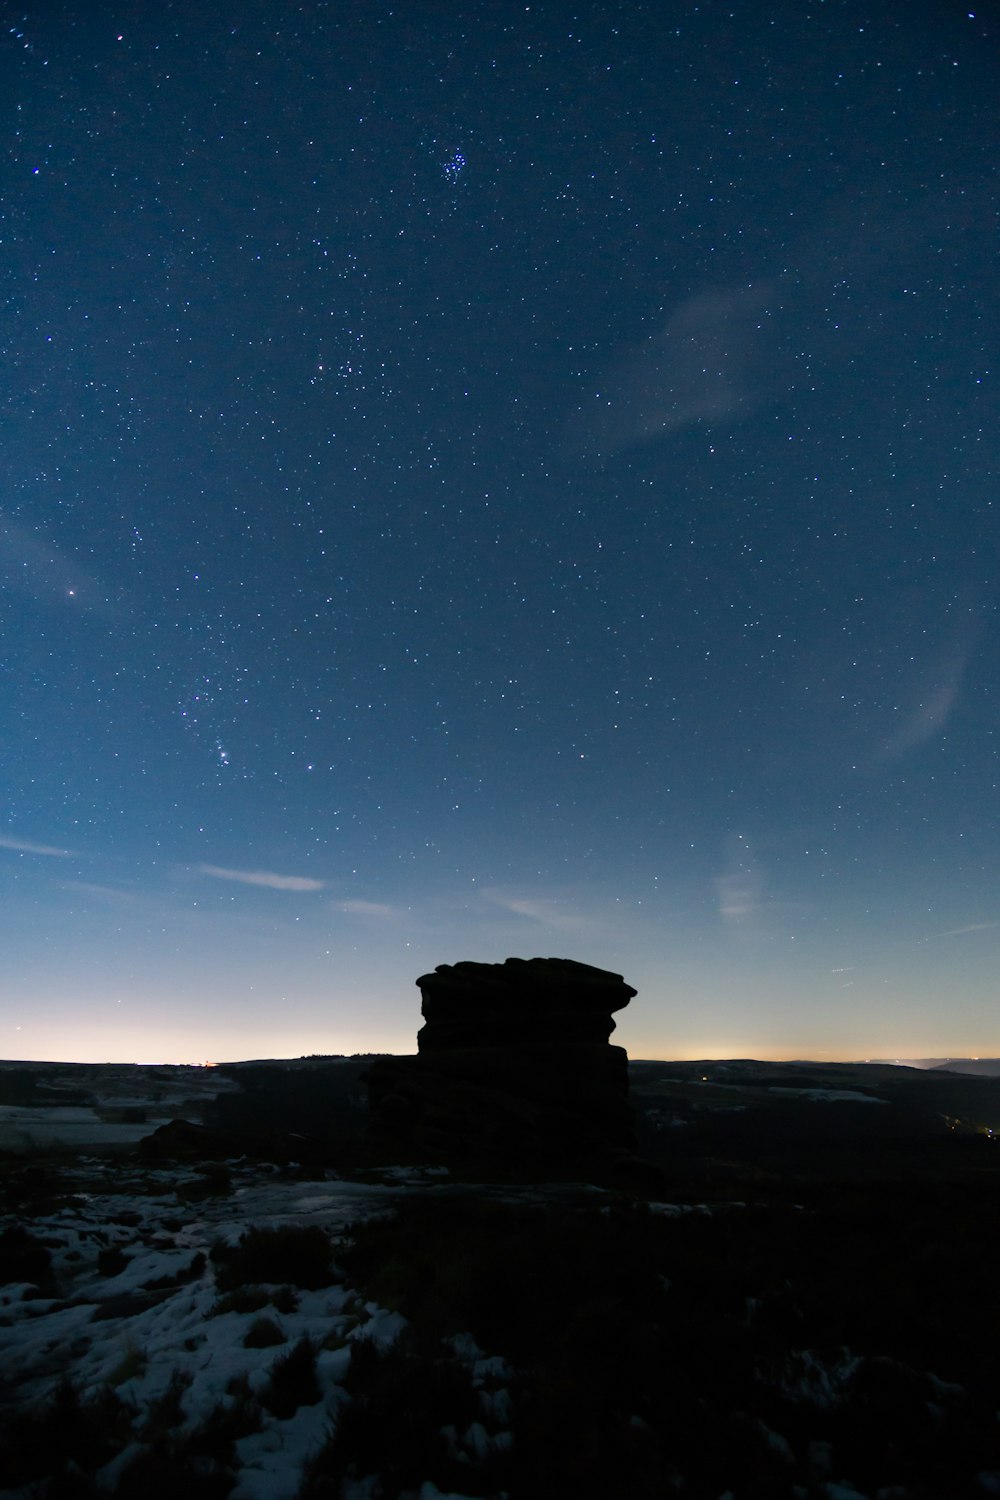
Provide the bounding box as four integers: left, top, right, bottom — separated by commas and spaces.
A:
929, 921, 1000, 940
715, 836, 765, 926
198, 864, 326, 893
872, 611, 984, 768
62, 881, 141, 904
716, 868, 765, 925
0, 514, 116, 616
483, 888, 588, 931
876, 673, 964, 764
336, 899, 398, 918
0, 834, 75, 858
566, 283, 775, 455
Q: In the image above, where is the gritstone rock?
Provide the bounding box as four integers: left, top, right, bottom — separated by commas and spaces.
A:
366, 956, 640, 1168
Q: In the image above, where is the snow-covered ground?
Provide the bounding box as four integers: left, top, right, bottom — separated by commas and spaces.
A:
0, 1156, 497, 1499
1, 1154, 615, 1499
764, 1087, 889, 1104
4, 1080, 999, 1499
0, 1104, 179, 1153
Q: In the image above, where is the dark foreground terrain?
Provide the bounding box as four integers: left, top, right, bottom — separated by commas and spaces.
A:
2, 1057, 999, 1499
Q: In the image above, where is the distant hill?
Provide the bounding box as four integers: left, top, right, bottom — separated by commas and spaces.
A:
865, 1058, 1000, 1077
929, 1058, 1000, 1077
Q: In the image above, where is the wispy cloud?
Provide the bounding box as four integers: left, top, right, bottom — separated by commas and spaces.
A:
715, 836, 765, 926
929, 921, 1000, 940
198, 864, 326, 892
877, 674, 965, 763
61, 881, 144, 907
0, 834, 75, 858
873, 613, 985, 767
713, 835, 806, 937
0, 514, 116, 616
566, 283, 775, 455
336, 899, 397, 919
716, 867, 764, 923
482, 888, 588, 931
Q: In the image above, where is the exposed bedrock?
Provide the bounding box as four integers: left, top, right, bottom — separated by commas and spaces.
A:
367, 957, 642, 1170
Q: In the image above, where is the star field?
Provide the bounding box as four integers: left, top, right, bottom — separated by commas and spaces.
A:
1, 2, 997, 1062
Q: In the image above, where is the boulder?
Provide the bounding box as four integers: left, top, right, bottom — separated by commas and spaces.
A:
415, 956, 634, 1052
138, 1118, 242, 1161
367, 957, 641, 1171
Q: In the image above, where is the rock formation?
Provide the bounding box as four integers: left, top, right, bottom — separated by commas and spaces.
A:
366, 956, 639, 1169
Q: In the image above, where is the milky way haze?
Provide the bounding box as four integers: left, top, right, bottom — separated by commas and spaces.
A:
2, 3, 997, 1063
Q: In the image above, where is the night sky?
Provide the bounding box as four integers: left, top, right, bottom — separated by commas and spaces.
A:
3, 2, 997, 1064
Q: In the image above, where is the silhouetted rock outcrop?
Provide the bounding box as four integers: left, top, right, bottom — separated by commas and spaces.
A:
367, 957, 643, 1173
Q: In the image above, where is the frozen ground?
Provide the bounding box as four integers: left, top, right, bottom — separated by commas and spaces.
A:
0, 1063, 239, 1155
0, 1104, 180, 1153
0, 1154, 596, 1499
4, 1059, 1000, 1498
